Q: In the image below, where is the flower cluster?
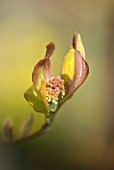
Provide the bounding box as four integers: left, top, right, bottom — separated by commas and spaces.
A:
45, 76, 65, 104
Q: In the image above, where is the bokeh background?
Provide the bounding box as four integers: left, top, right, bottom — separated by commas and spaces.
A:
0, 0, 114, 169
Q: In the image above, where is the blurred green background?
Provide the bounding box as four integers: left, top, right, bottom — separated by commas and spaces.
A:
0, 0, 114, 169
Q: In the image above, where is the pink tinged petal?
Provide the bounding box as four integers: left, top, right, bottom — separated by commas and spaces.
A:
24, 43, 55, 114
71, 33, 89, 92
62, 33, 89, 98
32, 43, 55, 84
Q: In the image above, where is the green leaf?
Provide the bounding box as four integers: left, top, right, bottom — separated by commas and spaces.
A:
24, 85, 48, 114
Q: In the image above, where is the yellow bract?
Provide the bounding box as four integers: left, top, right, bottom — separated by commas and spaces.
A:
62, 48, 75, 83
77, 34, 85, 59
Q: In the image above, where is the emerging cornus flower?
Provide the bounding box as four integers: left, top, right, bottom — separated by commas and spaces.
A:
24, 33, 89, 126
0, 33, 89, 143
